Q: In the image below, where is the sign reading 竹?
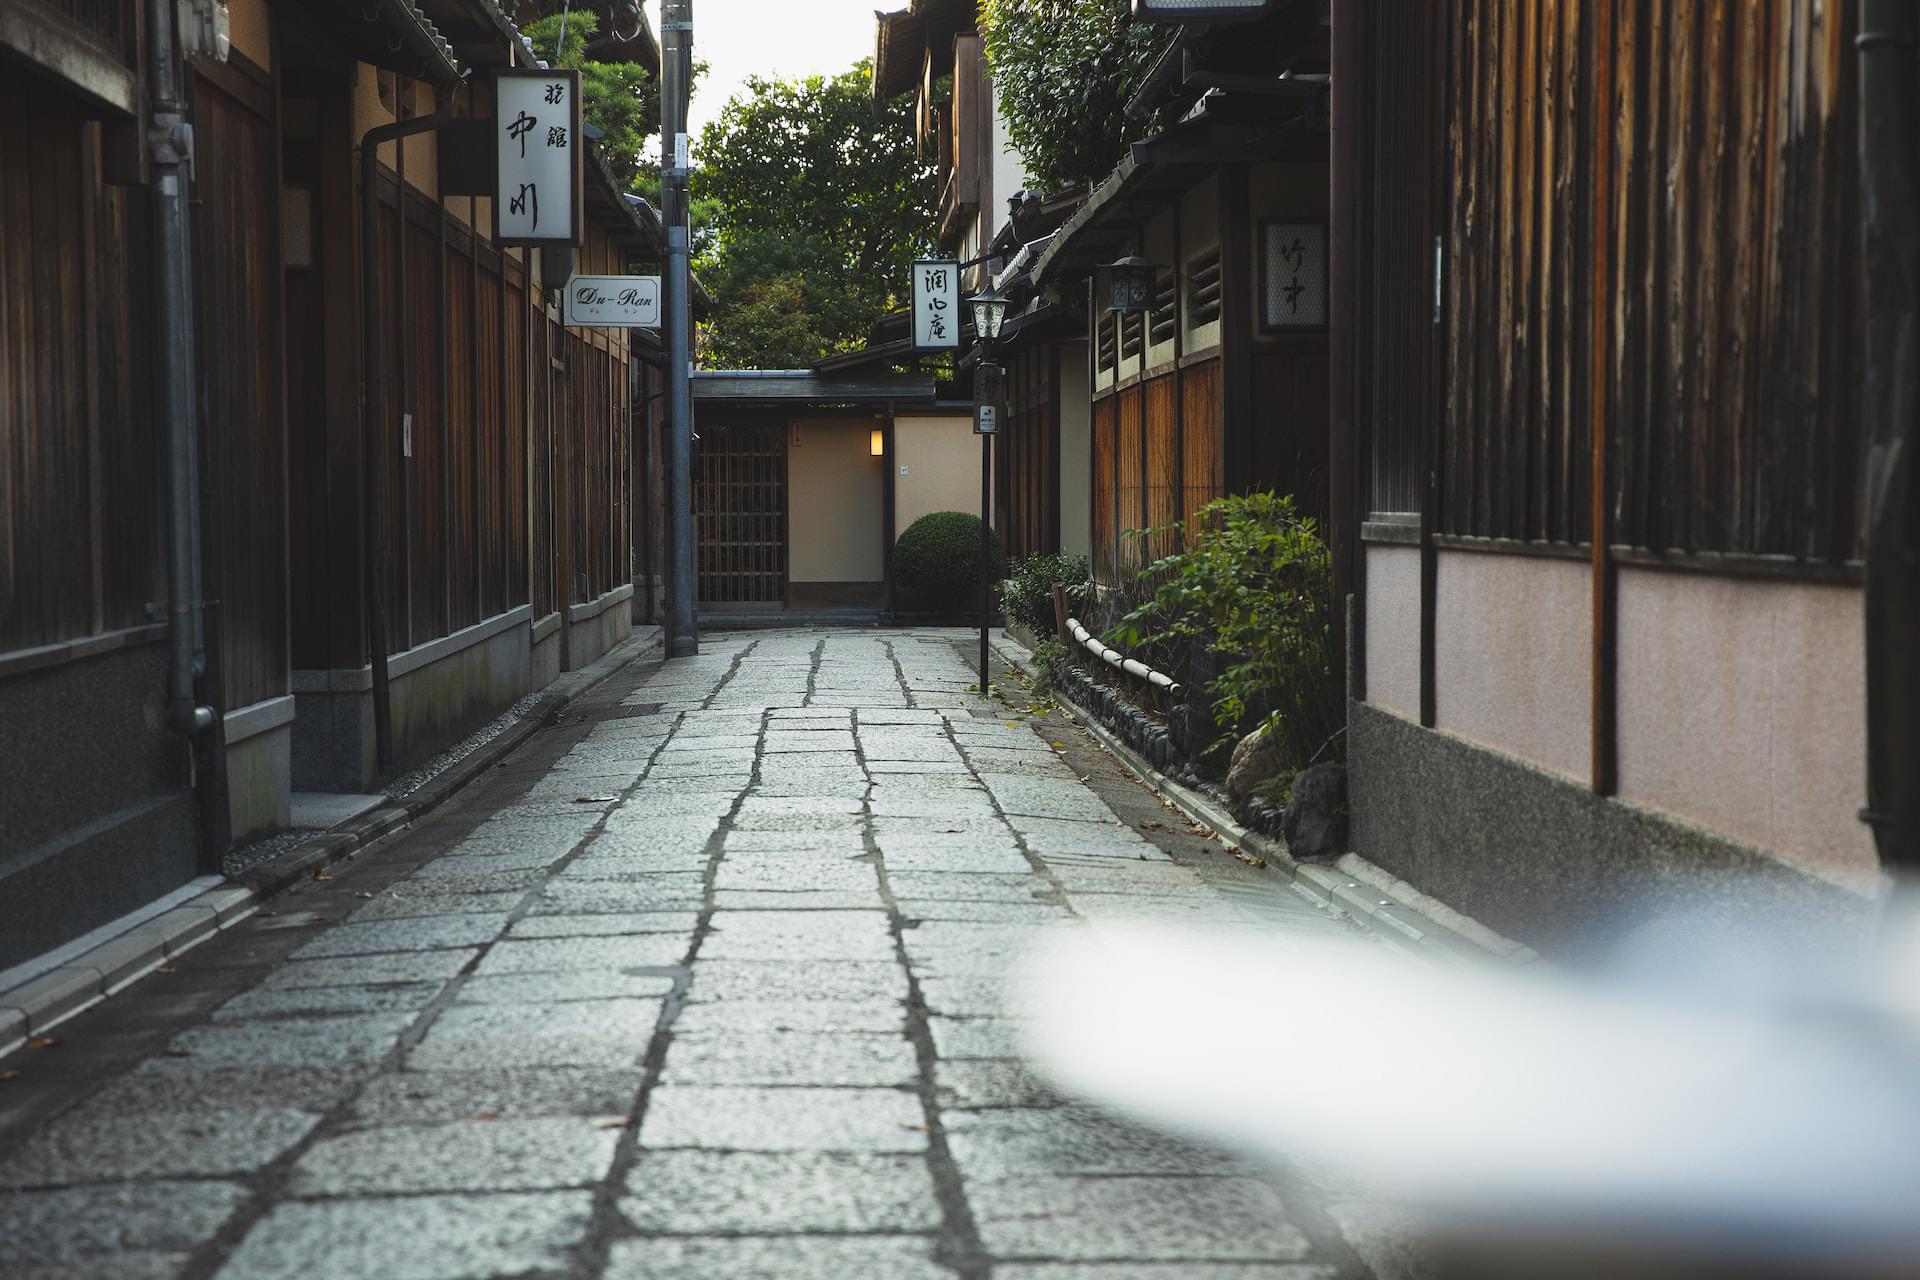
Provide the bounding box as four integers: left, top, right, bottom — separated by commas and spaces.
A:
911, 259, 960, 350
494, 69, 583, 247
565, 275, 662, 328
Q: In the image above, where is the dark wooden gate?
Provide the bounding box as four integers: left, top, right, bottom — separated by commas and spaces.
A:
694, 422, 786, 607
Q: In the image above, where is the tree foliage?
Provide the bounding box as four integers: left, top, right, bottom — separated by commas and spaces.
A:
521, 12, 658, 188
692, 61, 934, 369
979, 0, 1164, 193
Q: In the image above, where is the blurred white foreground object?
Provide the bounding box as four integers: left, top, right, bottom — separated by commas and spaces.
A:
1015, 920, 1920, 1273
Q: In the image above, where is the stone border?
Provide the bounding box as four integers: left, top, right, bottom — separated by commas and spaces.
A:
0, 625, 666, 1059
991, 632, 1535, 968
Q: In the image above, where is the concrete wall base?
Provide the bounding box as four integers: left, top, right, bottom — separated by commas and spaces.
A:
1347, 700, 1876, 962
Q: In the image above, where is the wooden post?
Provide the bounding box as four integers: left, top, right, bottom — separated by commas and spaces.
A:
1051, 581, 1070, 644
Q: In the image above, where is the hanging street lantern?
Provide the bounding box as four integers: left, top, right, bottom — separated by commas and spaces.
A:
970, 288, 1011, 343
1104, 256, 1157, 314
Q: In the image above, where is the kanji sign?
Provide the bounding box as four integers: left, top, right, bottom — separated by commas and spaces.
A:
1259, 220, 1327, 330
494, 69, 583, 247
911, 259, 960, 350
565, 275, 661, 328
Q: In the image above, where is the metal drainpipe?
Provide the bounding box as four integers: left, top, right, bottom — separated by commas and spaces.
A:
148, 0, 216, 747
361, 86, 457, 779
1858, 2, 1920, 887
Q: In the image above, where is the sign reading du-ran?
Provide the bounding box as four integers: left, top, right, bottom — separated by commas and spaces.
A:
911, 259, 960, 350
565, 275, 661, 328
495, 69, 583, 246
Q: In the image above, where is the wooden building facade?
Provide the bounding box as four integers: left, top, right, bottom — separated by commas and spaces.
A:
1028, 4, 1331, 589
1334, 0, 1880, 951
0, 0, 670, 971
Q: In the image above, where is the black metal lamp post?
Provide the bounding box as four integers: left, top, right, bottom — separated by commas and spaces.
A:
969, 288, 1011, 690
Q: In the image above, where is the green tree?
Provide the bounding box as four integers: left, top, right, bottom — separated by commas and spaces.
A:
522, 11, 658, 188
693, 61, 934, 369
979, 0, 1164, 192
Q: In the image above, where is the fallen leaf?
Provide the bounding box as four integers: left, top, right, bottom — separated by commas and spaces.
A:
473, 1111, 500, 1121
25, 1037, 62, 1051
155, 965, 177, 974
901, 1123, 929, 1133
1050, 741, 1065, 749
312, 868, 333, 882
355, 892, 374, 899
597, 1119, 635, 1130
0, 1071, 18, 1082
575, 795, 618, 804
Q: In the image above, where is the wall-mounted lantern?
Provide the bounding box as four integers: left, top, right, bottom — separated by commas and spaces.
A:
969, 288, 1011, 344
1103, 256, 1157, 314
870, 428, 886, 457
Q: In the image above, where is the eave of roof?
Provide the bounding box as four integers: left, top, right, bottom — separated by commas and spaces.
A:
873, 0, 977, 101
1030, 91, 1325, 287
692, 371, 938, 405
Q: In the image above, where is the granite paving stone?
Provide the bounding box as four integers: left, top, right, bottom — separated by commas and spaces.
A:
603, 1235, 954, 1280
0, 1180, 249, 1271
144, 1012, 418, 1071
620, 1150, 941, 1233
639, 1085, 929, 1152
287, 914, 509, 960
0, 1106, 321, 1187
345, 1067, 640, 1125
700, 910, 896, 961
967, 1177, 1310, 1262
408, 997, 664, 1070
661, 1030, 918, 1086
288, 1116, 621, 1195
215, 1191, 595, 1280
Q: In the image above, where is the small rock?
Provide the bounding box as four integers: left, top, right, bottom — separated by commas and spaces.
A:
1282, 762, 1347, 860
1224, 722, 1282, 803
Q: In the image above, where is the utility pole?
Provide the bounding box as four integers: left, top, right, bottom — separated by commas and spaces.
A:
661, 0, 698, 657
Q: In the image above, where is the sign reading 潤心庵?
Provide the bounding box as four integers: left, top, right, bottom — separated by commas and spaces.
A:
495, 69, 583, 247
911, 259, 960, 350
564, 275, 662, 328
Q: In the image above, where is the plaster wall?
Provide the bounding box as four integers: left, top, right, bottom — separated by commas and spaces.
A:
1615, 569, 1876, 889
227, 0, 272, 69
1057, 347, 1093, 559
894, 413, 986, 542
1432, 551, 1590, 780
788, 418, 884, 584
1363, 543, 1421, 719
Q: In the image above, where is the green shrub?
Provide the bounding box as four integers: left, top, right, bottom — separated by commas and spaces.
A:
894, 511, 1005, 612
1110, 492, 1343, 774
1000, 552, 1091, 637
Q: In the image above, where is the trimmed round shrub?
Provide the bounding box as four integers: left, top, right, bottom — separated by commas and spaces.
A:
894, 511, 1005, 613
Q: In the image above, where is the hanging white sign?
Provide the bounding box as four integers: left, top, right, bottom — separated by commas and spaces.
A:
911, 259, 960, 350
565, 275, 661, 328
494, 69, 583, 246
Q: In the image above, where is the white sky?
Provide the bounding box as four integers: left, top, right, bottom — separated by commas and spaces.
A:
638, 0, 887, 141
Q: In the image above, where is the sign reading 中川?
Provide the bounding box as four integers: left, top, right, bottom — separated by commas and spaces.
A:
564, 275, 661, 328
494, 69, 583, 247
911, 259, 960, 350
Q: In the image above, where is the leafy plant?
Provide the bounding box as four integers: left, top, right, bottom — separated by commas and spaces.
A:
895, 511, 1006, 612
1000, 552, 1091, 637
693, 61, 934, 369
1110, 492, 1343, 774
979, 0, 1166, 192
522, 12, 660, 189
1027, 637, 1067, 697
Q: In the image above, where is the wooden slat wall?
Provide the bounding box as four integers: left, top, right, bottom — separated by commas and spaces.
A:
1144, 374, 1179, 562
1091, 396, 1116, 583
476, 248, 504, 619
404, 202, 446, 644
1114, 387, 1145, 577
0, 81, 97, 652
1251, 347, 1332, 524
446, 233, 477, 630
1004, 345, 1057, 560
1180, 360, 1223, 526
195, 77, 288, 710
1392, 0, 1862, 561
504, 255, 529, 606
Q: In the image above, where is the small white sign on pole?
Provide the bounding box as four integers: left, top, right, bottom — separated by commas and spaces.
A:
494, 69, 583, 246
974, 403, 999, 435
911, 259, 960, 350
565, 275, 661, 328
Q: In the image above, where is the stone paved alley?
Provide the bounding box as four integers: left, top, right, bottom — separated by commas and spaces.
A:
0, 629, 1377, 1280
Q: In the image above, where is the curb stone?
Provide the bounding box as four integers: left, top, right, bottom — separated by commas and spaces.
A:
989, 632, 1534, 967
0, 626, 665, 1058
